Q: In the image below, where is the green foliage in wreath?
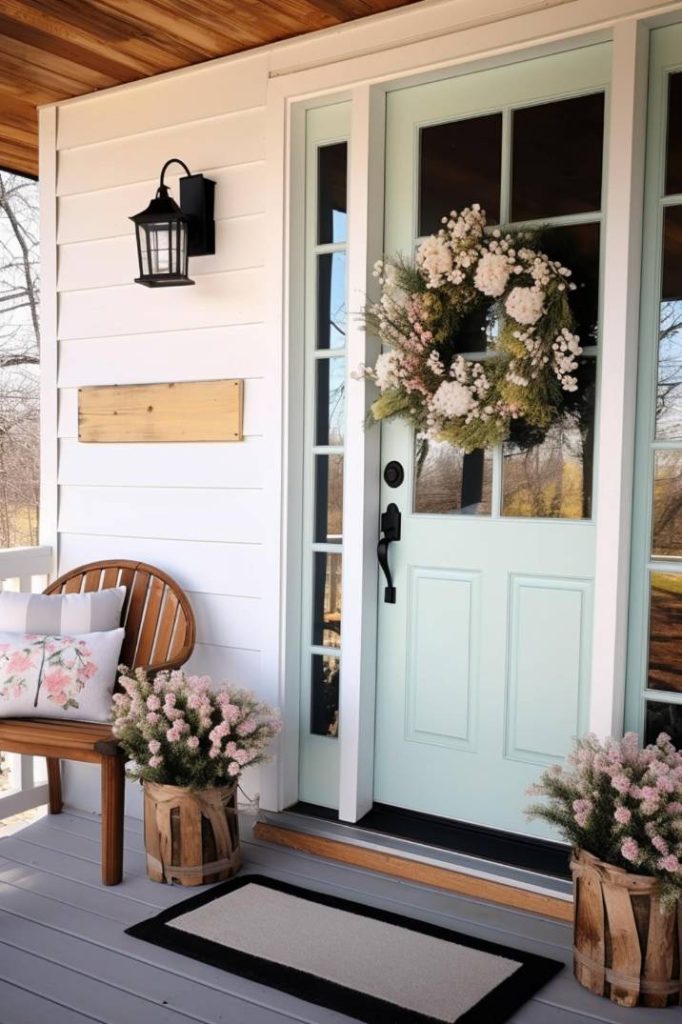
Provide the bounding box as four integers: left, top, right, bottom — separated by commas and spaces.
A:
359, 205, 583, 453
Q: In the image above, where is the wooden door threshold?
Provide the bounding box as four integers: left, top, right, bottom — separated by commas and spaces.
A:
252, 820, 573, 923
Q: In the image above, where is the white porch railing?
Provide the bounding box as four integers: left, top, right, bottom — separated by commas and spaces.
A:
0, 545, 53, 820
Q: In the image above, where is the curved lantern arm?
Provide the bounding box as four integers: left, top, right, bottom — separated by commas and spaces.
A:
157, 158, 192, 196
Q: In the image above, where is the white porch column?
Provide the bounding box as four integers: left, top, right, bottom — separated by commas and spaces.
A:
589, 19, 648, 737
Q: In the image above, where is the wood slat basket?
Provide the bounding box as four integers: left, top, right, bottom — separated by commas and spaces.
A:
571, 848, 681, 1008
143, 781, 241, 886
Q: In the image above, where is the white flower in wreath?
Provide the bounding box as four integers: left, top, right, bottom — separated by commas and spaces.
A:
429, 380, 476, 420
416, 235, 453, 288
474, 251, 511, 298
505, 286, 545, 326
374, 350, 400, 391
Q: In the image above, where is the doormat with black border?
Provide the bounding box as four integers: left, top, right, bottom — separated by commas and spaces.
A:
126, 873, 563, 1024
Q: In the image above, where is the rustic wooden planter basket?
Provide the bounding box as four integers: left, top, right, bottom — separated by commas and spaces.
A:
571, 848, 681, 1008
143, 780, 241, 886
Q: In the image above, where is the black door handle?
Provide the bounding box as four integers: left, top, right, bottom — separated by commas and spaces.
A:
377, 502, 401, 604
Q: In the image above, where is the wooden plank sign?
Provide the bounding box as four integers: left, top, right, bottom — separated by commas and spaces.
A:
78, 380, 243, 443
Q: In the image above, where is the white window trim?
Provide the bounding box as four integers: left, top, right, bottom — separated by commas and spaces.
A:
266, 3, 680, 819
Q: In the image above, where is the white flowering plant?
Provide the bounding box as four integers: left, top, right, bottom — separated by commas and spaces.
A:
527, 733, 682, 906
112, 667, 281, 790
359, 205, 583, 452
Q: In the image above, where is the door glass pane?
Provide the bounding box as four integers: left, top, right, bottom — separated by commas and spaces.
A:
502, 359, 596, 519
452, 305, 497, 356
418, 113, 502, 236
414, 439, 492, 515
511, 93, 604, 221
666, 72, 682, 197
317, 142, 347, 244
648, 572, 682, 692
312, 552, 342, 649
652, 450, 682, 557
315, 357, 345, 446
657, 207, 682, 438
317, 253, 346, 350
310, 653, 340, 737
543, 222, 601, 347
314, 454, 343, 543
646, 700, 682, 746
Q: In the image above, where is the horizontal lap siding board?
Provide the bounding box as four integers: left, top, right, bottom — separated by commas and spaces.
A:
58, 326, 269, 387
185, 645, 262, 689
53, 50, 272, 818
58, 437, 265, 488
57, 162, 266, 244
56, 107, 266, 195
58, 535, 265, 598
58, 268, 264, 339
56, 53, 268, 150
58, 214, 266, 291
58, 486, 264, 543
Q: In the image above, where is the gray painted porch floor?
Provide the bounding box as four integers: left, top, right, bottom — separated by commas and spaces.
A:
0, 810, 679, 1024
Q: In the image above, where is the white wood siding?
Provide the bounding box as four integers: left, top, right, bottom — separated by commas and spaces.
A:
51, 53, 273, 813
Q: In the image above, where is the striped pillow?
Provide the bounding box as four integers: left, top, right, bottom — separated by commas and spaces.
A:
0, 586, 126, 636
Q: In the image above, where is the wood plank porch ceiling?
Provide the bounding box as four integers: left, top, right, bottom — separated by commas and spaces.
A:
0, 0, 421, 179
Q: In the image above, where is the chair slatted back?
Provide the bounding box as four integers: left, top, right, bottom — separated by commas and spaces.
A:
45, 560, 195, 674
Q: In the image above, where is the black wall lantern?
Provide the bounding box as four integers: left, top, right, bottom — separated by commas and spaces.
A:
130, 158, 215, 287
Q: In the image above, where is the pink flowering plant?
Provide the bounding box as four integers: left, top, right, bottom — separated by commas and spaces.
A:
358, 204, 583, 453
527, 732, 682, 904
112, 667, 281, 789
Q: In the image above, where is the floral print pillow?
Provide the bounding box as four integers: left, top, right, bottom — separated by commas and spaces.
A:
0, 628, 125, 722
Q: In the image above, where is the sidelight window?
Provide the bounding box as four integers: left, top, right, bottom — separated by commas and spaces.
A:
627, 27, 682, 745
298, 103, 350, 807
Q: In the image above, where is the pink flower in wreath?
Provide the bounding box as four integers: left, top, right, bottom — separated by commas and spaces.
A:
80, 660, 98, 680
6, 650, 34, 674
659, 854, 680, 873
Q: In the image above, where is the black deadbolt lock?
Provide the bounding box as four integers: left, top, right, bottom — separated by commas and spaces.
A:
384, 461, 404, 488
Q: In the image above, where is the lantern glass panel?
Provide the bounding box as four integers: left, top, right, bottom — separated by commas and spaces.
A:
137, 218, 188, 281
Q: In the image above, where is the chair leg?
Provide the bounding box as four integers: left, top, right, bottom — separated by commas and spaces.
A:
46, 758, 62, 814
101, 753, 125, 885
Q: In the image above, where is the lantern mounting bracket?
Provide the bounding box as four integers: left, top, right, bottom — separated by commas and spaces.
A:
159, 157, 216, 259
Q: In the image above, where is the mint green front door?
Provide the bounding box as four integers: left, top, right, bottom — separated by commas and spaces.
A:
373, 45, 610, 836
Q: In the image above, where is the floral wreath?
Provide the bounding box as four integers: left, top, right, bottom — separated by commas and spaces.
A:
359, 205, 583, 452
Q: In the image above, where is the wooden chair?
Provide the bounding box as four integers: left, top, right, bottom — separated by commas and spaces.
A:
0, 560, 196, 885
